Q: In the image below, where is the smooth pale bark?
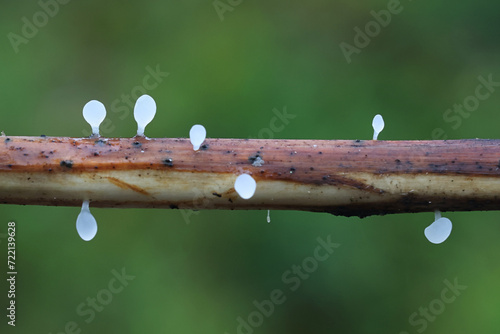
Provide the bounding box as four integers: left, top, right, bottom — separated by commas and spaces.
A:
1, 136, 499, 217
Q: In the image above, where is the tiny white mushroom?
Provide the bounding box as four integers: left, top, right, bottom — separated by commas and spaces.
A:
372, 114, 384, 140
234, 174, 257, 200
134, 94, 157, 136
267, 210, 271, 223
76, 201, 98, 241
424, 210, 452, 244
189, 124, 207, 151
83, 100, 106, 137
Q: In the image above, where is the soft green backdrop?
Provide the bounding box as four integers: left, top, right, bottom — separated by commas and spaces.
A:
1, 1, 499, 333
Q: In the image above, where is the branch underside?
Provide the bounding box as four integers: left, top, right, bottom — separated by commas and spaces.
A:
1, 136, 500, 217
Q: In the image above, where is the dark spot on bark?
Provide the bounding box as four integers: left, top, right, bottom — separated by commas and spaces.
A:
248, 153, 265, 167
310, 167, 314, 171
228, 198, 233, 203
395, 159, 401, 163
132, 141, 142, 148
95, 139, 106, 147
40, 135, 46, 138
4, 138, 11, 143
162, 158, 174, 167
48, 168, 52, 172
319, 151, 323, 154
7, 164, 12, 168
212, 192, 222, 197
290, 167, 296, 174
60, 160, 73, 168
200, 144, 209, 150
23, 153, 28, 156
226, 150, 231, 154
94, 152, 99, 156
169, 204, 179, 209
94, 166, 98, 169
125, 156, 129, 160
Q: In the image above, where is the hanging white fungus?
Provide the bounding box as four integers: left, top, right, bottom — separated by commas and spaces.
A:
83, 100, 106, 136
267, 210, 271, 223
134, 94, 157, 136
76, 200, 98, 241
372, 114, 384, 140
234, 174, 257, 200
424, 210, 452, 244
189, 124, 207, 151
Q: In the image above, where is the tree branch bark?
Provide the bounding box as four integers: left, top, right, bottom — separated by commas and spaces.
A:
1, 136, 499, 217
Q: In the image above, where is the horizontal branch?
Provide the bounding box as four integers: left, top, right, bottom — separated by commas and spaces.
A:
1, 136, 500, 217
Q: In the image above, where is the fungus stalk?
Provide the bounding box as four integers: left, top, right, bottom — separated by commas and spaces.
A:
1, 136, 500, 218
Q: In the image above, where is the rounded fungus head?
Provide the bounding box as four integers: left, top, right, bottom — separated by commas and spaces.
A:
83, 100, 106, 136
76, 201, 98, 241
424, 217, 452, 244
134, 95, 157, 136
372, 114, 384, 140
189, 124, 206, 151
234, 174, 257, 200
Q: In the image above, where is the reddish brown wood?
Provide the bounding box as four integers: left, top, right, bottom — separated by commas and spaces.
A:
1, 136, 500, 217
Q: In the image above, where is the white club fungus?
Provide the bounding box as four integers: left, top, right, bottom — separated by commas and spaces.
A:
134, 95, 157, 136
76, 201, 98, 241
424, 210, 452, 244
234, 174, 257, 200
83, 100, 106, 136
372, 114, 384, 140
189, 124, 207, 151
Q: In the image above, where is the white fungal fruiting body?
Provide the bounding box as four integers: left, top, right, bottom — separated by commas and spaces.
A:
134, 94, 157, 136
267, 210, 271, 223
372, 114, 384, 140
234, 174, 257, 200
76, 201, 98, 241
424, 210, 452, 244
189, 124, 206, 151
83, 100, 106, 136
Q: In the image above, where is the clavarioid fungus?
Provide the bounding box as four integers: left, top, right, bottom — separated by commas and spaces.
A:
76, 201, 98, 241
189, 124, 206, 151
83, 100, 106, 137
134, 94, 157, 137
234, 174, 257, 200
372, 114, 384, 140
424, 210, 452, 244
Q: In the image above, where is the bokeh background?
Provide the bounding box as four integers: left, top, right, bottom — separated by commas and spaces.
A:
1, 1, 500, 333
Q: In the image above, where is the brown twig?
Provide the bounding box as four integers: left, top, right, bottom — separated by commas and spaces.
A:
1, 136, 500, 217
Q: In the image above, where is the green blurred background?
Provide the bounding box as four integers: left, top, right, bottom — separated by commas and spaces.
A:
1, 1, 500, 333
